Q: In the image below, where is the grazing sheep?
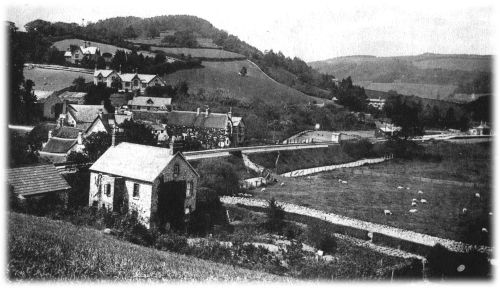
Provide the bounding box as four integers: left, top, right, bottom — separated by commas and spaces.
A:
411, 202, 417, 207
406, 187, 410, 190
409, 209, 418, 213
397, 186, 404, 189
482, 228, 488, 233
475, 193, 481, 198
342, 180, 348, 184
412, 198, 417, 202
280, 182, 285, 186
462, 208, 468, 214
418, 190, 423, 194
420, 199, 427, 204
338, 179, 342, 183
384, 209, 392, 215
261, 188, 266, 192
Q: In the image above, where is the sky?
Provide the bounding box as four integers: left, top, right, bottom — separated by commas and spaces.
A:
3, 0, 497, 62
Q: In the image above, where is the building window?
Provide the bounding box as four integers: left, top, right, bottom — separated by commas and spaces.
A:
173, 164, 180, 177
125, 82, 130, 87
133, 183, 140, 198
186, 181, 193, 198
105, 183, 111, 197
142, 83, 147, 88
134, 79, 139, 87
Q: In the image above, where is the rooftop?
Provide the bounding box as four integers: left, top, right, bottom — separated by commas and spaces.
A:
129, 96, 172, 108
67, 104, 105, 123
41, 137, 77, 154
7, 164, 71, 196
58, 91, 88, 101
166, 111, 230, 129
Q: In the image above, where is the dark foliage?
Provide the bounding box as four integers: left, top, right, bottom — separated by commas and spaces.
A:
341, 139, 374, 159
120, 119, 156, 146
426, 244, 491, 279
197, 160, 240, 196
9, 131, 39, 168
265, 198, 285, 232
83, 132, 111, 161
306, 223, 337, 254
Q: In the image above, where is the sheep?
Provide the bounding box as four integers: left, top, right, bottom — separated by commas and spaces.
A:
420, 199, 427, 204
411, 202, 417, 207
482, 228, 488, 233
412, 198, 417, 202
462, 208, 468, 214
406, 187, 410, 190
475, 193, 481, 198
409, 209, 418, 213
260, 188, 266, 192
342, 180, 348, 184
280, 182, 285, 186
384, 209, 392, 215
418, 190, 423, 194
338, 179, 342, 183
397, 186, 404, 189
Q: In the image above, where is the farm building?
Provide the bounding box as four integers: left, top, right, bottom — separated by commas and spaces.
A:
34, 90, 60, 119
368, 97, 386, 110
7, 164, 71, 205
64, 41, 101, 64
63, 104, 107, 130
128, 96, 172, 111
89, 142, 199, 229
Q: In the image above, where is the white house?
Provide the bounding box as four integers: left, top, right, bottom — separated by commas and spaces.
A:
93, 69, 121, 87
128, 96, 172, 111
119, 73, 167, 93
88, 142, 199, 229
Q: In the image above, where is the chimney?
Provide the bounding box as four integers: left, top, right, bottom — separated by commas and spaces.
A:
84, 41, 87, 48
48, 130, 53, 139
228, 107, 232, 119
205, 107, 210, 117
196, 107, 200, 116
77, 132, 83, 145
111, 126, 117, 147
119, 64, 122, 74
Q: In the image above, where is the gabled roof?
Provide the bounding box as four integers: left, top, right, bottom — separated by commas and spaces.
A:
85, 114, 113, 134
114, 113, 133, 125
232, 117, 243, 127
129, 97, 172, 107
7, 164, 71, 196
41, 137, 77, 154
58, 91, 87, 101
34, 90, 56, 103
166, 111, 230, 129
120, 73, 164, 84
80, 46, 99, 55
119, 73, 141, 82
64, 51, 72, 57
93, 69, 116, 78
67, 104, 105, 123
90, 142, 178, 183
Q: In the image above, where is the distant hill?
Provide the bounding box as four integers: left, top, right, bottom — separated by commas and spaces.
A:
309, 53, 492, 101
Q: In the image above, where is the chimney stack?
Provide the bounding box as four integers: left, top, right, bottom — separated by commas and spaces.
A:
228, 107, 232, 119
48, 130, 53, 139
119, 64, 122, 74
111, 126, 117, 147
77, 132, 83, 145
196, 107, 200, 116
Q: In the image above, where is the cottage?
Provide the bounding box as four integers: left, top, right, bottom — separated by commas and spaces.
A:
119, 73, 167, 93
64, 42, 100, 65
128, 96, 172, 111
63, 104, 107, 130
7, 164, 71, 205
93, 69, 121, 88
89, 142, 199, 229
34, 90, 60, 119
469, 122, 491, 136
39, 128, 85, 163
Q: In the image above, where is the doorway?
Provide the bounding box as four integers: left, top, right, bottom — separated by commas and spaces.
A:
157, 180, 186, 231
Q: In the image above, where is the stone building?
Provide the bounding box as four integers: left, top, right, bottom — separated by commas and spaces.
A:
88, 142, 199, 229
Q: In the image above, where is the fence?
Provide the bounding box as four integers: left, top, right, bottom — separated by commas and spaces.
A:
240, 177, 271, 189
280, 155, 393, 177
220, 196, 492, 257
346, 169, 488, 188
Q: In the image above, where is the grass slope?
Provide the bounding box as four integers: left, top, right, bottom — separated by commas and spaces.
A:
164, 60, 328, 105
8, 212, 284, 281
24, 67, 93, 91
151, 47, 244, 59
52, 38, 156, 58
356, 81, 457, 100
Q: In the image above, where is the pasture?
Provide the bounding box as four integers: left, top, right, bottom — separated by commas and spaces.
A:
355, 81, 457, 100
24, 67, 93, 91
52, 38, 156, 58
151, 47, 244, 59
8, 212, 283, 281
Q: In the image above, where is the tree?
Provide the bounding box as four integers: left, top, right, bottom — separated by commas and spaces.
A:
384, 94, 423, 138
265, 198, 285, 232
111, 77, 122, 90
123, 26, 138, 39
197, 159, 240, 196
120, 120, 156, 146
67, 151, 90, 164
9, 131, 39, 168
72, 76, 87, 92
83, 132, 112, 161
239, 66, 247, 76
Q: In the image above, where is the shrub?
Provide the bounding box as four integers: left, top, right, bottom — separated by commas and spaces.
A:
307, 223, 337, 254
197, 159, 241, 196
341, 139, 374, 159
155, 232, 188, 252
426, 244, 491, 279
265, 198, 285, 232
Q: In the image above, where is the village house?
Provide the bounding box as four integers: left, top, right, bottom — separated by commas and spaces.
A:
119, 73, 167, 93
128, 96, 172, 111
64, 41, 101, 65
469, 121, 491, 136
93, 69, 121, 87
88, 141, 199, 229
34, 90, 60, 119
368, 97, 386, 110
7, 164, 71, 205
63, 104, 107, 130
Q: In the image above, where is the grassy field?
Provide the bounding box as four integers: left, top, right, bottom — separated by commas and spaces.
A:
412, 57, 491, 72
24, 67, 93, 91
355, 81, 457, 100
8, 212, 284, 281
52, 38, 156, 58
163, 61, 325, 106
151, 47, 244, 59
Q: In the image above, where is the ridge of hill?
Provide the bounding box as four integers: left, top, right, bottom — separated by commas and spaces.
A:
8, 212, 284, 281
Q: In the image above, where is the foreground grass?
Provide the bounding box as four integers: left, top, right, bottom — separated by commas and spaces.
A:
8, 212, 285, 281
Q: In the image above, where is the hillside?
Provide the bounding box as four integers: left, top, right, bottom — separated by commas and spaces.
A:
24, 66, 93, 91
309, 54, 492, 100
8, 212, 284, 281
164, 60, 331, 106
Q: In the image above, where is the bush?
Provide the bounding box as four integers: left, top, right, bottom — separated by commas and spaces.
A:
155, 232, 188, 252
426, 244, 491, 279
197, 159, 241, 196
265, 198, 285, 232
188, 188, 228, 236
307, 223, 337, 254
341, 139, 374, 159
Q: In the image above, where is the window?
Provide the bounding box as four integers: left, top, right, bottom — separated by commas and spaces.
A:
133, 183, 140, 198
142, 83, 147, 88
173, 164, 180, 177
133, 79, 139, 87
186, 181, 193, 198
75, 53, 79, 59
125, 82, 130, 87
105, 183, 111, 197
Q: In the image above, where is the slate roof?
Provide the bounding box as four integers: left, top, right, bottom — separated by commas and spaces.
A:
120, 73, 163, 84
53, 126, 82, 139
129, 97, 172, 107
34, 90, 56, 103
80, 46, 99, 55
58, 91, 87, 102
7, 164, 71, 196
89, 142, 176, 183
165, 111, 230, 129
93, 69, 116, 78
67, 104, 105, 123
41, 137, 77, 154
